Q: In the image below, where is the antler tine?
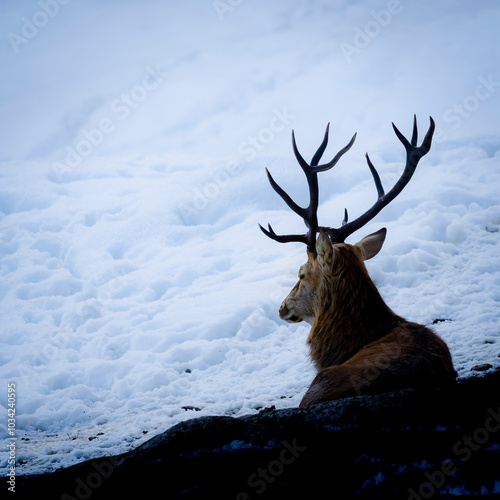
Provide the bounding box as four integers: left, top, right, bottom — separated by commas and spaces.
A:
311, 123, 330, 166
258, 223, 308, 245
410, 114, 418, 147
342, 208, 348, 226
326, 116, 435, 243
393, 115, 435, 166
315, 132, 357, 172
292, 127, 356, 175
365, 152, 385, 198
291, 130, 313, 175
265, 168, 306, 219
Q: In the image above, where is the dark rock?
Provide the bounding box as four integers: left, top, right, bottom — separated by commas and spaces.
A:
432, 318, 452, 324
181, 405, 202, 411
471, 363, 493, 372
6, 369, 500, 499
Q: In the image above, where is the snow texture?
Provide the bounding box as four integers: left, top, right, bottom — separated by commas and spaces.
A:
0, 0, 499, 475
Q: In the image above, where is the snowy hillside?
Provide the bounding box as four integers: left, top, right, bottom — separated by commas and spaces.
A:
1, 0, 499, 475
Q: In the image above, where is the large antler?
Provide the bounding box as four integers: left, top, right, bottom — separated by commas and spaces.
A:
259, 124, 356, 255
260, 115, 435, 252
324, 115, 435, 242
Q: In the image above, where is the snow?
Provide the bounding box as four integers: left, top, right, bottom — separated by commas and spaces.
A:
1, 0, 500, 475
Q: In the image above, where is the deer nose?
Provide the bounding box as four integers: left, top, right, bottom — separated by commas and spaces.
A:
279, 302, 288, 319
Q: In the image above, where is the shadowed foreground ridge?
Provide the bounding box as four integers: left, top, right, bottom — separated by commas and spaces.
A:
5, 369, 500, 499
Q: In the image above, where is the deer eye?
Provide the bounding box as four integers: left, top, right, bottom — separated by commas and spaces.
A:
299, 273, 305, 280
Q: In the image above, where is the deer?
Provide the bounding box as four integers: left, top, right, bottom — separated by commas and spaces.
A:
259, 116, 456, 407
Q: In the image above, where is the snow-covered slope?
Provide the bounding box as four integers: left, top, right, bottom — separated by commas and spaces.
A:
0, 0, 499, 475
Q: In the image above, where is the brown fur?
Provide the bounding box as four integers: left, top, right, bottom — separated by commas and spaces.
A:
280, 231, 456, 407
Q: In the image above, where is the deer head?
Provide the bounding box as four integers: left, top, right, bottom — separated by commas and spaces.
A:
278, 228, 387, 326
260, 116, 435, 327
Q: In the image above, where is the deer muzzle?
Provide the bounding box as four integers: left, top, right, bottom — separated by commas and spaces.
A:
279, 302, 301, 323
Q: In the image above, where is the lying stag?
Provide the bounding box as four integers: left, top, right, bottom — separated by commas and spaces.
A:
260, 116, 456, 407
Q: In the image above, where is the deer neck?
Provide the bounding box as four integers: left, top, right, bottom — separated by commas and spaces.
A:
307, 254, 400, 370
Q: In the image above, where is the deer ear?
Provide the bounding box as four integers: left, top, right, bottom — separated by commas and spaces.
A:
355, 228, 387, 261
315, 229, 333, 268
